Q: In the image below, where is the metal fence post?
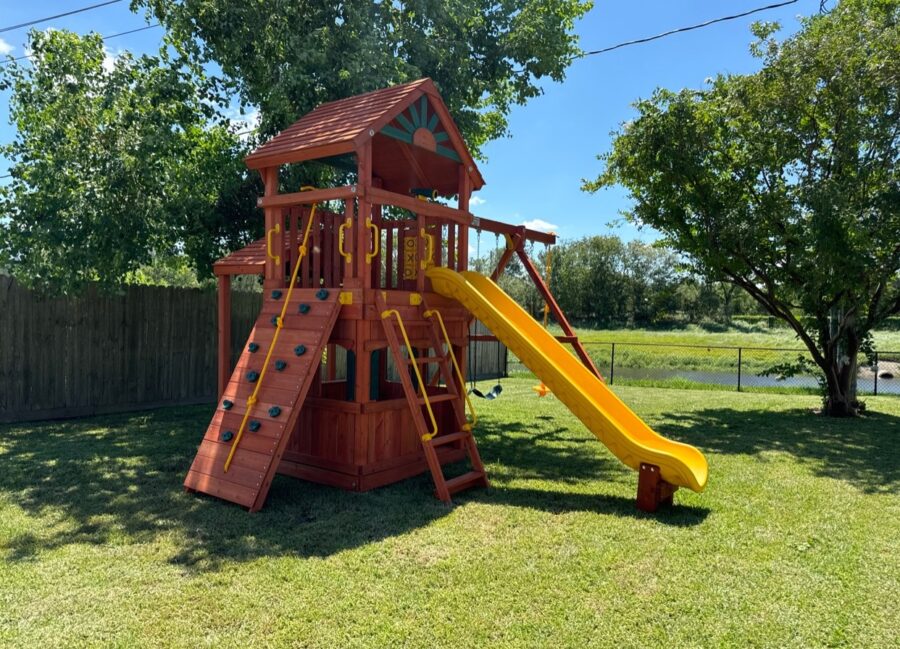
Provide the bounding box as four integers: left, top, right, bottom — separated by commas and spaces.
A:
874, 351, 878, 396
737, 347, 742, 392
610, 343, 615, 385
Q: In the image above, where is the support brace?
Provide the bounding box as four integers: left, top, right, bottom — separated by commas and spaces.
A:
636, 463, 677, 512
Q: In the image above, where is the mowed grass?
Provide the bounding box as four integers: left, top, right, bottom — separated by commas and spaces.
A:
566, 323, 900, 350
1, 379, 898, 647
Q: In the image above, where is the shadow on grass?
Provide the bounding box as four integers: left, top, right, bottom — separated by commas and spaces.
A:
0, 404, 699, 570
656, 406, 900, 494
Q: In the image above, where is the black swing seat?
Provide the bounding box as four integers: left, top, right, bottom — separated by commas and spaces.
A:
469, 384, 503, 400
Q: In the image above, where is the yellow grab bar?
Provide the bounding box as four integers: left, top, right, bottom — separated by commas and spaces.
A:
381, 308, 438, 441
225, 187, 319, 473
420, 228, 435, 270
338, 218, 352, 264
424, 308, 477, 431
365, 218, 380, 264
266, 223, 282, 265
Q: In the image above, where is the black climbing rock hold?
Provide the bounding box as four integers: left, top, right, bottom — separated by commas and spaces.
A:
274, 360, 287, 371
270, 315, 280, 326
271, 289, 283, 300
246, 370, 259, 383
248, 342, 259, 353
294, 345, 306, 356
248, 420, 261, 432
221, 430, 234, 442
316, 288, 329, 300
222, 399, 233, 410
298, 303, 310, 314
268, 406, 282, 418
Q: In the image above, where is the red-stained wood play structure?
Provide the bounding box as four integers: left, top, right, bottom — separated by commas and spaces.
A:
184, 78, 708, 513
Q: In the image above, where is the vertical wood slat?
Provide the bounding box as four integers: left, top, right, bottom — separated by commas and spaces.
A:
0, 277, 261, 423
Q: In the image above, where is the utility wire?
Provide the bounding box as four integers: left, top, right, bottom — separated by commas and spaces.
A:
0, 23, 161, 68
576, 0, 799, 60
0, 0, 124, 34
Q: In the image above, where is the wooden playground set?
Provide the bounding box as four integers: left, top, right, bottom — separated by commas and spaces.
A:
184, 79, 708, 513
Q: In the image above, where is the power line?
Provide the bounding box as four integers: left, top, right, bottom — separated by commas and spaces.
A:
0, 1, 124, 34
577, 0, 800, 59
0, 24, 162, 68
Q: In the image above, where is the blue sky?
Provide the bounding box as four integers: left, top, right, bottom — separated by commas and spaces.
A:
0, 0, 822, 242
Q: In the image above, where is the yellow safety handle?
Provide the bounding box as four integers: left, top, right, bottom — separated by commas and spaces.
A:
266, 223, 282, 265
424, 308, 477, 431
420, 228, 435, 270
382, 308, 438, 441
366, 218, 380, 264
339, 218, 352, 263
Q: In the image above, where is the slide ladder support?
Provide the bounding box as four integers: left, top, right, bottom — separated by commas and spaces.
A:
377, 293, 487, 503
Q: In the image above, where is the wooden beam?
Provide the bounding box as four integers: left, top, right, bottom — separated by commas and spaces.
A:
368, 186, 470, 225
257, 185, 359, 210
516, 247, 603, 380
490, 229, 525, 282
262, 167, 283, 289
474, 215, 556, 245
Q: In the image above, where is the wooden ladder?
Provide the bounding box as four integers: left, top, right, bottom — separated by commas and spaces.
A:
376, 293, 488, 503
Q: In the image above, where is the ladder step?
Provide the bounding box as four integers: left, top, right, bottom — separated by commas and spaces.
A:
417, 393, 458, 405
428, 431, 470, 447
444, 470, 487, 496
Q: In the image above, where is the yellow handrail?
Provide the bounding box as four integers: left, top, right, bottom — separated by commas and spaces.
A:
381, 308, 439, 441
365, 218, 380, 264
266, 223, 282, 265
224, 186, 320, 472
338, 218, 352, 263
419, 228, 435, 270
424, 308, 477, 431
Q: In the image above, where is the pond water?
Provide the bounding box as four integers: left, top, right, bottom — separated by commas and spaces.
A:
611, 367, 900, 395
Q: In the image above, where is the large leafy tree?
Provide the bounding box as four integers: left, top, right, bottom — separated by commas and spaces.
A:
0, 30, 257, 293
131, 0, 591, 151
585, 0, 900, 416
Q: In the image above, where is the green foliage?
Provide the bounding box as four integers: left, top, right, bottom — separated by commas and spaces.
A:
0, 30, 259, 294
586, 0, 900, 415
130, 0, 592, 153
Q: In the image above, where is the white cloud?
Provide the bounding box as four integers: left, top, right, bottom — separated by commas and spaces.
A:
469, 195, 486, 206
0, 38, 14, 56
521, 218, 558, 233
227, 106, 261, 139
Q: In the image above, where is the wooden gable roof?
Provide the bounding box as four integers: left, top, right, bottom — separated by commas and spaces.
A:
245, 78, 484, 193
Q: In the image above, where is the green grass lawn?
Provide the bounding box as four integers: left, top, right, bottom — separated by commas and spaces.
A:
1, 379, 898, 647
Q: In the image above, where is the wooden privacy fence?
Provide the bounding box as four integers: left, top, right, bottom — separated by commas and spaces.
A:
0, 276, 261, 423
0, 276, 507, 423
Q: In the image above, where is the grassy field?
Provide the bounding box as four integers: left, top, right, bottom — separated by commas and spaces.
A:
1, 379, 898, 647
534, 325, 900, 391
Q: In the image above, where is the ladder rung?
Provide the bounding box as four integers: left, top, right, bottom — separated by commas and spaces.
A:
428, 431, 470, 447
417, 393, 457, 405
445, 470, 486, 495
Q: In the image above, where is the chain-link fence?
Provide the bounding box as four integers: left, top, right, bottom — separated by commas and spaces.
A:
507, 341, 900, 396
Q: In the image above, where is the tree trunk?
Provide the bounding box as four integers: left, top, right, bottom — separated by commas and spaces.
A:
821, 341, 860, 417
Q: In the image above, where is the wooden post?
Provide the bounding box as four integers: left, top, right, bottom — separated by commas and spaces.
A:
490, 229, 525, 282
456, 165, 472, 381
636, 463, 677, 512
217, 274, 231, 397
357, 142, 373, 288
262, 166, 284, 289
342, 198, 357, 287
457, 166, 471, 272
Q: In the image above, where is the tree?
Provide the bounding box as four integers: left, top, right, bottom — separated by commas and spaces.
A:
585, 0, 900, 416
131, 0, 592, 152
0, 30, 256, 293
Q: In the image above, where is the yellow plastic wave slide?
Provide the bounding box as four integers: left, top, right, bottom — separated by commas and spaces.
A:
427, 267, 708, 492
